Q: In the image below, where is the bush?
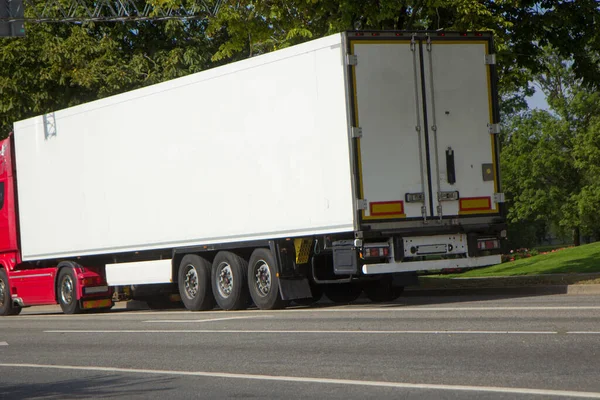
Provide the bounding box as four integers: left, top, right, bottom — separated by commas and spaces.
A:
501, 248, 538, 263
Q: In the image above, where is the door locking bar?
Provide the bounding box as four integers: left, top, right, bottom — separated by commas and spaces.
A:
411, 34, 427, 223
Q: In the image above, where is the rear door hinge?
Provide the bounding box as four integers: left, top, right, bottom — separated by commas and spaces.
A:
357, 199, 368, 210
494, 193, 506, 203
488, 123, 501, 134
346, 54, 358, 66
351, 127, 363, 138
485, 54, 496, 65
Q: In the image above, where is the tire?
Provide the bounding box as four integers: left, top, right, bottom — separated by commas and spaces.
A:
323, 283, 362, 304
57, 268, 82, 314
178, 255, 215, 311
364, 277, 404, 303
0, 269, 20, 316
248, 248, 288, 310
9, 305, 22, 315
211, 251, 249, 311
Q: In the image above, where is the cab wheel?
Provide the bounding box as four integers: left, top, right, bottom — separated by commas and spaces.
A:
57, 268, 82, 314
0, 269, 20, 316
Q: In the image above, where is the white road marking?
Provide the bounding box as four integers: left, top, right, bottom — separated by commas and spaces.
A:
144, 316, 273, 323
14, 305, 600, 320
44, 329, 559, 335
1, 362, 599, 398
0, 342, 8, 346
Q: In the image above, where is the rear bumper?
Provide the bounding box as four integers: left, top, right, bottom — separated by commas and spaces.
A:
83, 286, 109, 295
362, 255, 501, 275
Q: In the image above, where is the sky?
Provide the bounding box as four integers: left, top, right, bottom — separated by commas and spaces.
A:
526, 87, 550, 110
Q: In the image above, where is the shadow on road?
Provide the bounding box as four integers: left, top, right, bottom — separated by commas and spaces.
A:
20, 284, 581, 316
0, 374, 174, 399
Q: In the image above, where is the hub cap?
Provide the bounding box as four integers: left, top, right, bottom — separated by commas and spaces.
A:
254, 260, 271, 297
183, 265, 199, 299
217, 262, 233, 298
60, 275, 74, 305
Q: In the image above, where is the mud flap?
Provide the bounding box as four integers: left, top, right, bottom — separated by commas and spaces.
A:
332, 240, 358, 275
279, 278, 311, 301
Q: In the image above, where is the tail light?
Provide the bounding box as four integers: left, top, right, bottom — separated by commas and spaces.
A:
364, 246, 390, 258
477, 239, 500, 250
82, 276, 103, 286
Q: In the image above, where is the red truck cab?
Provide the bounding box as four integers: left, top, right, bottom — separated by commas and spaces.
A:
0, 135, 113, 316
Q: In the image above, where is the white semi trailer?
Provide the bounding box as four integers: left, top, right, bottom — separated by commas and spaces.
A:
1, 31, 505, 315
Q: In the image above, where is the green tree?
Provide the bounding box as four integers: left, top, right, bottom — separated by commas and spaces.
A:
501, 48, 600, 246
204, 1, 599, 117
0, 2, 221, 136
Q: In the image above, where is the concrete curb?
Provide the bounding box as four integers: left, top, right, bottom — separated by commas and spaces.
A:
405, 284, 600, 296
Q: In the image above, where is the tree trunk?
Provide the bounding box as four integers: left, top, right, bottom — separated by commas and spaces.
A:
573, 227, 581, 246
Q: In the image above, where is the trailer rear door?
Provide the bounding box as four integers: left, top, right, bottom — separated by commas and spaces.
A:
423, 36, 500, 219
348, 33, 500, 224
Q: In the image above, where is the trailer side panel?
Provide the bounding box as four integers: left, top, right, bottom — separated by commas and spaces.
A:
14, 34, 355, 261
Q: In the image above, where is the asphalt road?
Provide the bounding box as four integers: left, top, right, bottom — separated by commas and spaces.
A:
1, 294, 600, 399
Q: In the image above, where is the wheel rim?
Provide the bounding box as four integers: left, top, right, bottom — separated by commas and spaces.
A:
0, 278, 5, 308
253, 260, 271, 297
60, 275, 74, 305
217, 262, 233, 298
183, 265, 199, 299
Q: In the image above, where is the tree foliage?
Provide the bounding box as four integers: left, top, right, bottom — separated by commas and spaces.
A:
1, 0, 598, 136
501, 49, 600, 245
0, 5, 220, 135
1, 0, 599, 245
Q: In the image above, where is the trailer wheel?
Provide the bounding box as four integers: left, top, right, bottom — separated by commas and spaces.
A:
0, 269, 21, 316
178, 255, 215, 311
57, 268, 82, 314
248, 248, 288, 310
323, 283, 362, 304
211, 251, 249, 311
363, 277, 404, 303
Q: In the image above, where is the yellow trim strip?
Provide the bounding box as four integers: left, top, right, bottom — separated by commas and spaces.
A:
370, 201, 405, 217
460, 197, 491, 210
350, 42, 364, 220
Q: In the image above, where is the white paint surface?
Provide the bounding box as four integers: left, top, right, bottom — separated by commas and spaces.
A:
362, 254, 501, 274
44, 329, 560, 335
352, 40, 499, 220
352, 42, 429, 219
1, 363, 599, 398
13, 34, 354, 261
106, 260, 172, 285
144, 316, 273, 323
424, 42, 498, 217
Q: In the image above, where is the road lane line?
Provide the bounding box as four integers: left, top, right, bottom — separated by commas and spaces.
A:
44, 329, 558, 335
0, 342, 7, 346
14, 306, 600, 320
1, 362, 599, 398
16, 305, 600, 317
144, 316, 274, 323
